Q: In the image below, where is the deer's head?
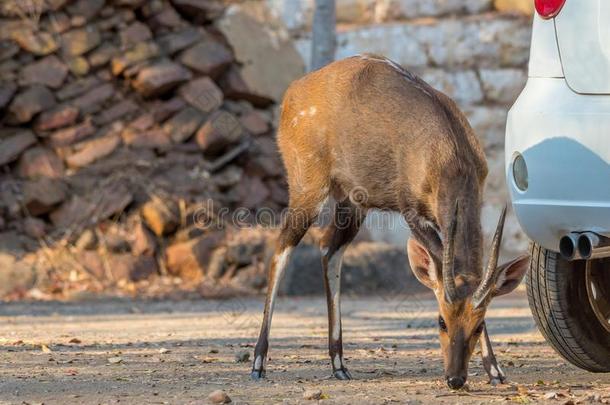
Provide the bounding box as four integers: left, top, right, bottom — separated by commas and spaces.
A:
407, 204, 529, 389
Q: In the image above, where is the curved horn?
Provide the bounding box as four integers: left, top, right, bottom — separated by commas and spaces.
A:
442, 201, 459, 303
472, 205, 507, 309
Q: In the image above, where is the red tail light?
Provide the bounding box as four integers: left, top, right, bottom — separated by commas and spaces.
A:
535, 0, 566, 19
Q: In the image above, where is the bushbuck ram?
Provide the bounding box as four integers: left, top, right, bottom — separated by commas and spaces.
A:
251, 54, 529, 389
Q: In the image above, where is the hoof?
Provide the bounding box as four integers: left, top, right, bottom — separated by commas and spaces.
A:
251, 369, 266, 380
489, 376, 506, 386
333, 368, 352, 380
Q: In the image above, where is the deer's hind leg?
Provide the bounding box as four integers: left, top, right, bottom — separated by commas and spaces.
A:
320, 198, 366, 380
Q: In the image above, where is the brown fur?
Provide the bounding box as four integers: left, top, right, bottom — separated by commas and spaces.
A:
278, 55, 487, 276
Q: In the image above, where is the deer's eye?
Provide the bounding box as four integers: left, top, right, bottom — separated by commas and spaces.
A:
438, 315, 447, 332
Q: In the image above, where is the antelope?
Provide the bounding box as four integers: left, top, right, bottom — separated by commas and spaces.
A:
250, 54, 530, 389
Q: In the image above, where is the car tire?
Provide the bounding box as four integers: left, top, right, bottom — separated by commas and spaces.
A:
527, 242, 610, 372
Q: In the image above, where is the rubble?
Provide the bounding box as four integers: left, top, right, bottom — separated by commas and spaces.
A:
0, 0, 530, 300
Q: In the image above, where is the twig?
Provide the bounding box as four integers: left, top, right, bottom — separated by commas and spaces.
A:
207, 139, 251, 173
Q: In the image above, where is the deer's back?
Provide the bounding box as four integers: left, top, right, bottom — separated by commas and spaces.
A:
277, 55, 488, 210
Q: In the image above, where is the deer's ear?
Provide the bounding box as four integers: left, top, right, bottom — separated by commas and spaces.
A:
407, 238, 439, 290
493, 255, 530, 297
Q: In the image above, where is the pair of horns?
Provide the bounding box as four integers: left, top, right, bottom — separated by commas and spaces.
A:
442, 202, 507, 309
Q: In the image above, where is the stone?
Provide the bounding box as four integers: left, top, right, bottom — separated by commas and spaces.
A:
479, 68, 527, 104
494, 0, 534, 14
65, 56, 90, 76
463, 106, 508, 150
120, 21, 152, 47
152, 4, 186, 27
179, 77, 223, 114
225, 228, 266, 266
17, 146, 65, 179
0, 82, 17, 109
19, 55, 69, 89
234, 176, 269, 209
23, 217, 46, 239
93, 99, 139, 126
239, 111, 269, 136
170, 0, 224, 23
0, 249, 36, 298
127, 114, 155, 131
267, 179, 288, 205
22, 178, 67, 216
303, 389, 323, 401
421, 69, 484, 105
44, 11, 72, 33
151, 97, 186, 122
56, 76, 100, 100
111, 41, 159, 76
107, 254, 157, 281
69, 83, 114, 114
130, 220, 156, 256
61, 26, 101, 56
113, 0, 145, 7
206, 389, 231, 404
67, 0, 105, 20
93, 182, 133, 222
10, 28, 58, 55
0, 40, 19, 61
234, 350, 249, 363
195, 110, 243, 155
179, 39, 233, 77
206, 247, 227, 279
49, 119, 96, 147
88, 43, 118, 67
378, 0, 492, 20
132, 60, 192, 97
65, 133, 121, 168
157, 28, 201, 55
141, 198, 179, 236
213, 166, 242, 190
35, 105, 79, 131
49, 195, 95, 229
122, 128, 171, 149
8, 85, 56, 123
219, 66, 272, 107
281, 241, 421, 295
165, 232, 223, 281
247, 137, 283, 177
162, 107, 205, 143
75, 229, 97, 250
0, 130, 36, 166
217, 6, 305, 102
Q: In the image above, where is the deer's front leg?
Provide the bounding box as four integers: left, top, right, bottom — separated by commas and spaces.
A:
480, 323, 506, 385
320, 200, 365, 380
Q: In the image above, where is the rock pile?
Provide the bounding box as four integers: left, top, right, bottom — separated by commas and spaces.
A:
0, 0, 308, 299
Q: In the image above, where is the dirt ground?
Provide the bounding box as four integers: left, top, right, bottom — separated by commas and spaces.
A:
1, 292, 609, 404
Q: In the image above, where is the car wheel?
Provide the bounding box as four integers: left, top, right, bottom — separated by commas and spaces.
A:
527, 242, 610, 372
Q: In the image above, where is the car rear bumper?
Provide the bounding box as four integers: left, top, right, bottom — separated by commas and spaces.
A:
505, 78, 610, 252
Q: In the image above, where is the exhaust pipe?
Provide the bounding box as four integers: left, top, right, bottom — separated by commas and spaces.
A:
560, 233, 581, 260
578, 232, 610, 260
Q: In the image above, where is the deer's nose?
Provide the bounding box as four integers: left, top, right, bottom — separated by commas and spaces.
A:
446, 376, 465, 389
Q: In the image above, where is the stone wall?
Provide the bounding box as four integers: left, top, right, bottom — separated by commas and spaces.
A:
267, 0, 535, 257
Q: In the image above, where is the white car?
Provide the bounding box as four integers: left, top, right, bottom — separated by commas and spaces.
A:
506, 0, 610, 371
